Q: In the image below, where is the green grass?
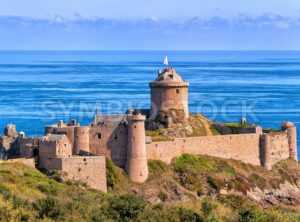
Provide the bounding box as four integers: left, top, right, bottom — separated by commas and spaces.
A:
148, 160, 167, 172
172, 154, 235, 176
145, 130, 168, 142
224, 123, 252, 134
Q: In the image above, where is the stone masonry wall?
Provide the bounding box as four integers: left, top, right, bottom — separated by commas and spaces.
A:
261, 132, 290, 169
39, 135, 72, 169
53, 156, 107, 192
146, 134, 261, 165
89, 115, 128, 167
150, 86, 189, 118
146, 132, 291, 168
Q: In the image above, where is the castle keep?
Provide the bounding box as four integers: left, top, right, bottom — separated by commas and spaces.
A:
150, 68, 189, 119
0, 66, 298, 192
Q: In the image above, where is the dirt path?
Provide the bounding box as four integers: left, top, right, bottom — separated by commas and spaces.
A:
199, 116, 213, 136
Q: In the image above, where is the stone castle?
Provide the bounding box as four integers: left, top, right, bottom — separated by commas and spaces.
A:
0, 67, 298, 192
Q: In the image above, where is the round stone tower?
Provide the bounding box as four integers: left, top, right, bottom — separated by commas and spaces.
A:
125, 113, 148, 183
281, 121, 298, 161
74, 126, 90, 155
149, 67, 189, 119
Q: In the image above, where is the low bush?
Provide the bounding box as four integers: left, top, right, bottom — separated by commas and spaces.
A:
108, 194, 146, 222
33, 196, 67, 220
239, 205, 266, 222
178, 207, 204, 222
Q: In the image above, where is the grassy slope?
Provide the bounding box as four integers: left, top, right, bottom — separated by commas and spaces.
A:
0, 155, 300, 221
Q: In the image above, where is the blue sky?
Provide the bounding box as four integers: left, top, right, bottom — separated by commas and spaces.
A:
0, 0, 300, 50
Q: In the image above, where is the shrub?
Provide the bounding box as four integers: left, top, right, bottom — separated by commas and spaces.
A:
178, 208, 204, 222
33, 196, 66, 220
108, 194, 146, 222
239, 205, 266, 222
201, 199, 218, 217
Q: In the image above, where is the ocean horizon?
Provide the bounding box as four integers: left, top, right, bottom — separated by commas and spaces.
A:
1, 50, 300, 158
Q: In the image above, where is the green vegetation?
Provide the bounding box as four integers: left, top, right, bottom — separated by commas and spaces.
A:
0, 155, 300, 221
224, 123, 251, 134
106, 158, 130, 193
263, 128, 281, 133
148, 160, 167, 173
146, 130, 168, 142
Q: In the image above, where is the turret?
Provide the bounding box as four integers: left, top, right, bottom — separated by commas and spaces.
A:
260, 134, 272, 170
74, 126, 90, 155
125, 114, 148, 183
149, 67, 189, 119
281, 122, 298, 161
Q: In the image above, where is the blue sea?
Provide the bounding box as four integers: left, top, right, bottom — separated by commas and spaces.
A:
0, 51, 300, 159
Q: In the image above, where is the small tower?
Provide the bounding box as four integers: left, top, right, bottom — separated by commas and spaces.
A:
125, 113, 148, 183
149, 67, 189, 119
281, 121, 298, 161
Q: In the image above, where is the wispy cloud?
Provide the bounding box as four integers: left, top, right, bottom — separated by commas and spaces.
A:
0, 15, 299, 50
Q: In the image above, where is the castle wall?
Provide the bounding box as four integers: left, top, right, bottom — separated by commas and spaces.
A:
150, 86, 189, 118
53, 156, 107, 192
0, 158, 35, 168
260, 133, 290, 169
146, 134, 261, 165
89, 115, 128, 167
146, 131, 292, 169
20, 138, 39, 158
45, 126, 76, 148
38, 135, 72, 169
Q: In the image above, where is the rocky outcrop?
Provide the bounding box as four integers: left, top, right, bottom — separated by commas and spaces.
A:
146, 110, 213, 140
247, 182, 300, 206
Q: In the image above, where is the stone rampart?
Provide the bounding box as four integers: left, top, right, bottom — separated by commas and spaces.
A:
53, 156, 107, 192
146, 134, 261, 165
260, 132, 290, 169
0, 158, 35, 168
146, 132, 291, 169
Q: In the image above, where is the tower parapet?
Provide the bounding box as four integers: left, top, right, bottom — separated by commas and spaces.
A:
125, 113, 148, 183
149, 67, 189, 119
281, 121, 298, 161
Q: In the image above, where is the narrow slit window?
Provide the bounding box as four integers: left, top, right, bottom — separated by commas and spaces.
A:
176, 88, 180, 94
